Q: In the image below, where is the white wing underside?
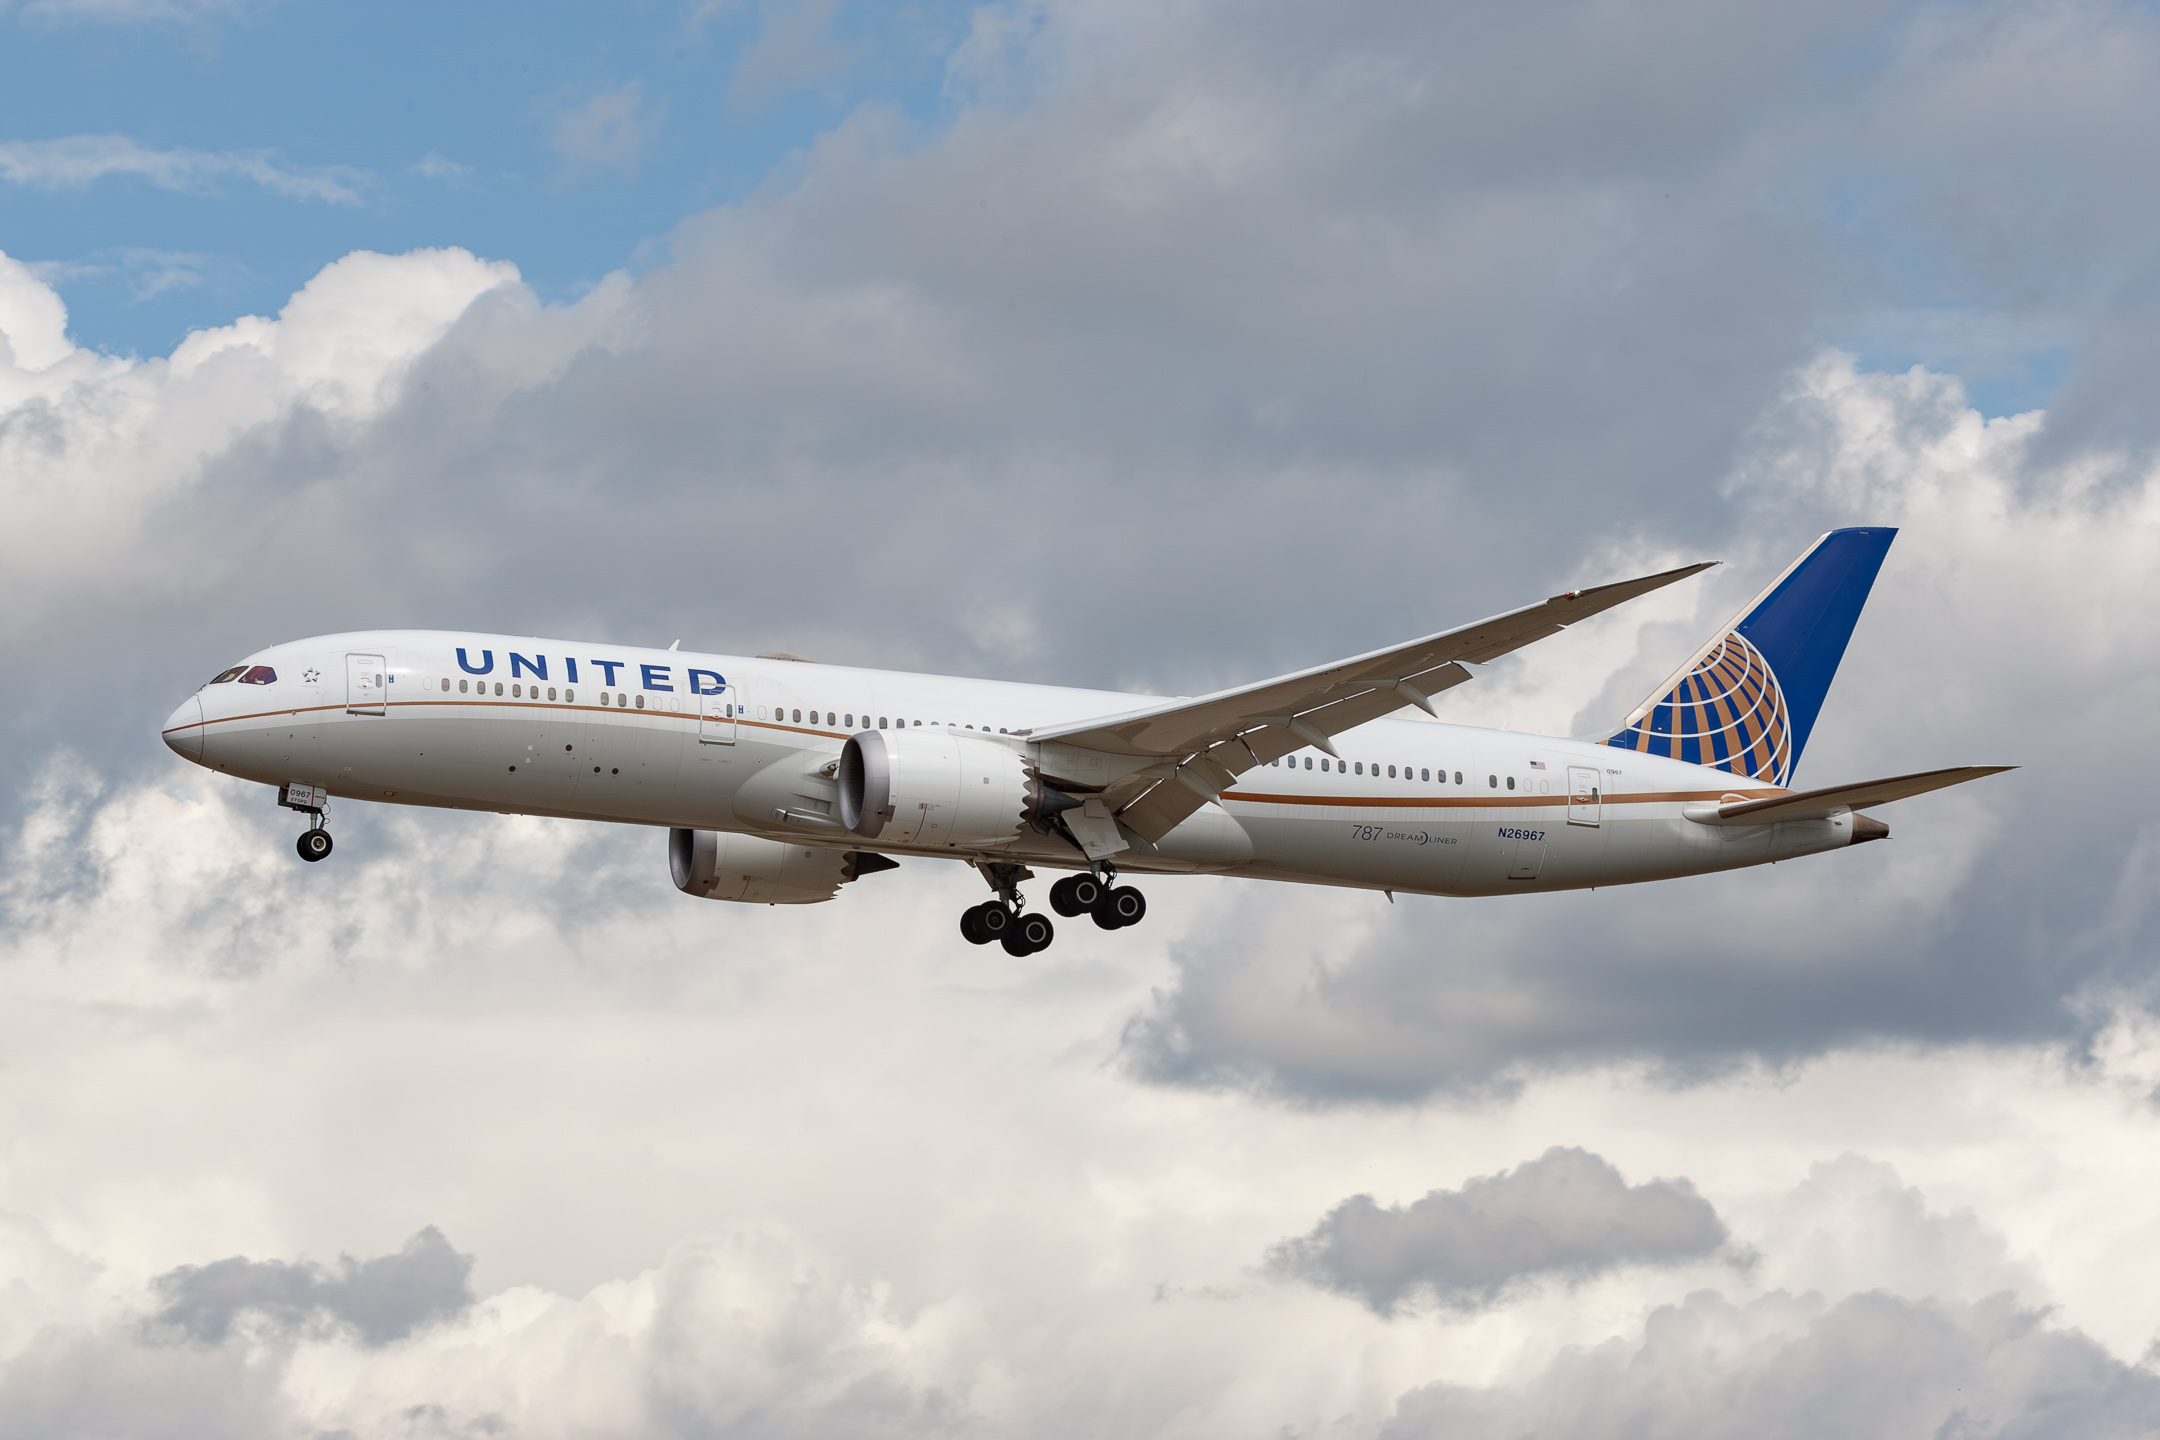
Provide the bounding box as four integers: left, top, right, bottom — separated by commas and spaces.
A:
1032, 561, 1716, 842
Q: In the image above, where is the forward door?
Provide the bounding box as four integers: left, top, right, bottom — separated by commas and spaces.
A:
346, 654, 386, 716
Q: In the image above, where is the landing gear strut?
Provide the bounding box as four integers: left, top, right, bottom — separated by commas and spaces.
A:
280, 781, 333, 863
963, 861, 1056, 955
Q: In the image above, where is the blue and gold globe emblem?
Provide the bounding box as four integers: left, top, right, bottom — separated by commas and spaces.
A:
1607, 631, 1793, 786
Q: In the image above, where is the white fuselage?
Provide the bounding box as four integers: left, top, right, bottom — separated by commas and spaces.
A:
162, 630, 1866, 897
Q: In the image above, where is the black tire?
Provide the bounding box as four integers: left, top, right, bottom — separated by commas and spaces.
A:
1092, 886, 1144, 929
960, 905, 994, 945
976, 904, 1012, 939
296, 830, 333, 863
1002, 912, 1054, 956
1050, 874, 1104, 917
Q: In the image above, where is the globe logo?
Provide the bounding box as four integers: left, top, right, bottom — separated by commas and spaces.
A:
1609, 631, 1793, 786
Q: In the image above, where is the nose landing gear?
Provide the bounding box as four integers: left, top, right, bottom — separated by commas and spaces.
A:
281, 781, 333, 863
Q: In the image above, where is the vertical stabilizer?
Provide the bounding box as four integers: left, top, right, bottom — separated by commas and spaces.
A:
1606, 527, 1895, 786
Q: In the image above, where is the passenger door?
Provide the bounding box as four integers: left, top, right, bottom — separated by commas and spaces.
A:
699, 686, 738, 745
1567, 765, 1601, 827
346, 653, 386, 716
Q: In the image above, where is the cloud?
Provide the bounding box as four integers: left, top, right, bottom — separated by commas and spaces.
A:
1383, 1289, 2160, 1440
28, 247, 244, 304
1267, 1148, 1727, 1314
546, 82, 664, 184
0, 251, 70, 369
149, 1227, 474, 1347
0, 1, 2159, 1431
409, 151, 472, 185
0, 134, 364, 203
1, 0, 257, 21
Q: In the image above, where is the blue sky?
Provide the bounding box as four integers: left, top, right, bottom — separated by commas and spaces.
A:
1, 0, 978, 357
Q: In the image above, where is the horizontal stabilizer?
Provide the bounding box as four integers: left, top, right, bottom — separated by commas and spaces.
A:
1682, 765, 2014, 826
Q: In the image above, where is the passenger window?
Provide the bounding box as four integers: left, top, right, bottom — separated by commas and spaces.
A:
1321, 759, 1330, 772
846, 714, 854, 727
1455, 771, 1463, 784
827, 712, 836, 726
1489, 775, 1498, 788
459, 679, 469, 693
1305, 757, 1312, 769
879, 717, 888, 728
1388, 765, 1397, 778
494, 682, 504, 696
513, 684, 522, 698
1421, 768, 1430, 781
440, 678, 450, 692
637, 695, 646, 710
1506, 776, 1515, 790
1354, 762, 1363, 775
601, 692, 611, 706
565, 689, 575, 703
792, 709, 801, 723
618, 693, 627, 706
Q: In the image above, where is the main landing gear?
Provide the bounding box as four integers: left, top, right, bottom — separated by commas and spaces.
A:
296, 825, 333, 863
960, 862, 1146, 955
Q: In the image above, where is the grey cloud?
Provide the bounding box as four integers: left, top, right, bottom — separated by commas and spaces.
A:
1267, 1147, 1726, 1314
1382, 1289, 2160, 1440
148, 1226, 474, 1347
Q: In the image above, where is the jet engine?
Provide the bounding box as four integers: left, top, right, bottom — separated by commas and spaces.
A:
669, 827, 871, 904
837, 727, 1033, 847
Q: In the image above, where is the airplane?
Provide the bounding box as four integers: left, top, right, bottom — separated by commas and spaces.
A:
160, 528, 2008, 955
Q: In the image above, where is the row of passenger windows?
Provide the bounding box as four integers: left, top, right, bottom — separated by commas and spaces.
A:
423, 682, 1539, 791
765, 708, 1012, 733
1267, 756, 1532, 789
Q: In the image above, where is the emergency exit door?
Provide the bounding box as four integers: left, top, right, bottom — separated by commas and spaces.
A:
346, 654, 386, 716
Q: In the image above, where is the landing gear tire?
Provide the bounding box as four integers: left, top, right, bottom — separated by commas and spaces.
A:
962, 903, 1012, 945
1091, 886, 1145, 930
296, 829, 333, 863
1049, 874, 1104, 917
1001, 912, 1055, 957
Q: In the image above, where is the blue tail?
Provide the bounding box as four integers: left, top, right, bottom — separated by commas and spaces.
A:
1606, 527, 1896, 786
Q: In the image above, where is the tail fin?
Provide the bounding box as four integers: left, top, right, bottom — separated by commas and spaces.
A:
1606, 527, 1896, 786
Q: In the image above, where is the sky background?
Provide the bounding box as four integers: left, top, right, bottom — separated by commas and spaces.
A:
4, 1, 2160, 1436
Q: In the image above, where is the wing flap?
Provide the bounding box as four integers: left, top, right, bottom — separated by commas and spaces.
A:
1683, 765, 2014, 826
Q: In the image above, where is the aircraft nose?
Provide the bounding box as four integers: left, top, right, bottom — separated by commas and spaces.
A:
163, 695, 205, 761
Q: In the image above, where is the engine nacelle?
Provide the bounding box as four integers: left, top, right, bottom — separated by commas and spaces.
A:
837, 728, 1031, 847
669, 828, 853, 904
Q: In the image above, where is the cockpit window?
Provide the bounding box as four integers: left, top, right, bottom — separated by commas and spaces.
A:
209, 666, 247, 684
238, 666, 277, 685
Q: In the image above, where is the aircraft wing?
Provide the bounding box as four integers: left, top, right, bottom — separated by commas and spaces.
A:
1683, 765, 2016, 826
1032, 560, 1716, 842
